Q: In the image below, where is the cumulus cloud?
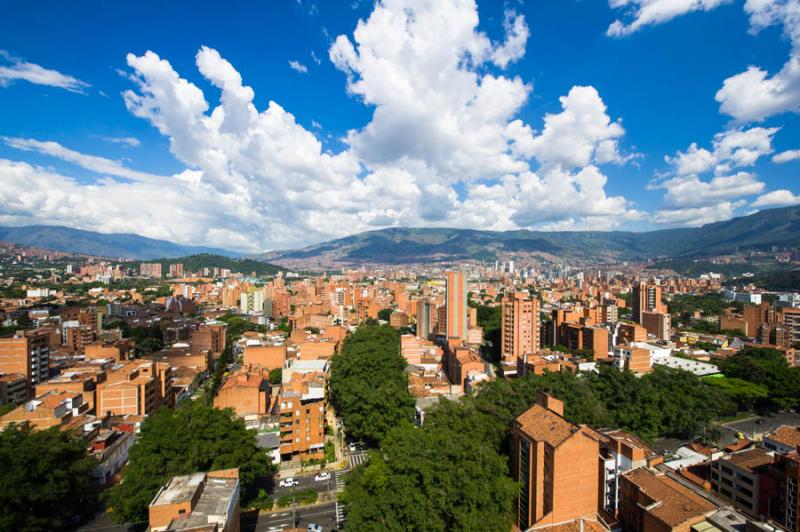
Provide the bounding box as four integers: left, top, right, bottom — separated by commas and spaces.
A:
751, 189, 800, 207
2, 0, 640, 250
288, 60, 309, 74
773, 148, 800, 162
716, 0, 800, 121
606, 0, 729, 37
665, 126, 777, 175
0, 50, 89, 93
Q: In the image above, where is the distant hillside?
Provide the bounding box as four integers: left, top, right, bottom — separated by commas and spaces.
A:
127, 253, 284, 277
0, 225, 239, 260
259, 206, 800, 266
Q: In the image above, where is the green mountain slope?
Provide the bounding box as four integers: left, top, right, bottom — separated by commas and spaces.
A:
260, 206, 800, 265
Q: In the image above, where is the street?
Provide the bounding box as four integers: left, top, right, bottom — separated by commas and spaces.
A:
244, 502, 345, 532
271, 472, 340, 497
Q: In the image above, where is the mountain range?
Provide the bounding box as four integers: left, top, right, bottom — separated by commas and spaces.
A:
0, 225, 239, 260
259, 206, 800, 267
2, 206, 799, 267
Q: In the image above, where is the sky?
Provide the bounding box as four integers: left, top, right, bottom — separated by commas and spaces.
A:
0, 0, 799, 253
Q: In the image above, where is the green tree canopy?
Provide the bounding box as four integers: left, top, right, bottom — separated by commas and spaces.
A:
342, 421, 516, 532
329, 325, 415, 446
718, 347, 800, 411
0, 425, 95, 531
106, 401, 270, 524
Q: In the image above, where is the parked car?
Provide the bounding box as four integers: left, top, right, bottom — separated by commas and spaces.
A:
307, 524, 323, 532
278, 477, 300, 488
314, 472, 331, 482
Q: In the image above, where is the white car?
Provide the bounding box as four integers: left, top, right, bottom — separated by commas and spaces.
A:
314, 472, 331, 482
307, 524, 323, 532
348, 443, 358, 452
278, 477, 300, 488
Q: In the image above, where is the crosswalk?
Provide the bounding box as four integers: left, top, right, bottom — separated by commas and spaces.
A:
348, 451, 369, 469
335, 501, 347, 527
334, 470, 346, 490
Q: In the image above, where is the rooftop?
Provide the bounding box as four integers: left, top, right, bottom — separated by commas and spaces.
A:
624, 468, 716, 527
765, 425, 800, 449
515, 403, 581, 447
724, 448, 774, 473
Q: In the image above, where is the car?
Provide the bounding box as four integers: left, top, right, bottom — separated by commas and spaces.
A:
307, 524, 323, 532
278, 477, 300, 488
314, 472, 331, 482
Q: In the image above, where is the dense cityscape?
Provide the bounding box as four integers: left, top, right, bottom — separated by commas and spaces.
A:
4, 0, 800, 531
0, 237, 799, 531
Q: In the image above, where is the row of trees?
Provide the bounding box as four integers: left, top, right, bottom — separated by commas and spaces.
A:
329, 325, 415, 446
342, 362, 738, 529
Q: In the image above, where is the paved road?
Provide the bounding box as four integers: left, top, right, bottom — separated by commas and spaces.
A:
652, 412, 800, 454
272, 472, 337, 497
248, 502, 345, 531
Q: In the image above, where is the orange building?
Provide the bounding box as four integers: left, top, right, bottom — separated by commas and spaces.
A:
501, 292, 540, 374
244, 344, 286, 370
641, 311, 671, 341
446, 347, 484, 387
617, 323, 647, 346
96, 360, 171, 417
148, 468, 240, 532
278, 372, 326, 460
618, 467, 715, 532
214, 367, 270, 417
84, 338, 134, 362
191, 322, 227, 356
0, 329, 50, 390
632, 282, 666, 325
512, 392, 601, 529
0, 390, 87, 430
446, 271, 467, 340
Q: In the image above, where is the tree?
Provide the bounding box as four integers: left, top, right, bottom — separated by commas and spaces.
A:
342, 421, 516, 531
718, 347, 800, 411
377, 308, 392, 322
106, 402, 270, 523
329, 325, 415, 446
0, 426, 95, 531
269, 367, 282, 385
703, 376, 769, 413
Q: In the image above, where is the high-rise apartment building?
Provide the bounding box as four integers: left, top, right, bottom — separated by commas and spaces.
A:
168, 263, 184, 278
632, 282, 666, 324
446, 271, 467, 340
139, 262, 162, 278
501, 292, 540, 370
0, 329, 50, 391
415, 299, 434, 340
512, 392, 601, 529
641, 311, 671, 341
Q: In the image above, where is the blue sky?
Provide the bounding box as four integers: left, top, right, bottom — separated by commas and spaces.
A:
0, 0, 798, 252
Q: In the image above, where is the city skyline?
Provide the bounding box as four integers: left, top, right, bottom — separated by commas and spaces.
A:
1, 0, 799, 253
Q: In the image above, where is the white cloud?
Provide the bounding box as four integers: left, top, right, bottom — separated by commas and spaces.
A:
653, 201, 745, 226
1, 137, 163, 183
656, 171, 765, 207
773, 149, 800, 162
751, 189, 800, 207
606, 0, 730, 37
1, 0, 640, 251
491, 10, 529, 68
288, 60, 309, 74
716, 0, 800, 121
716, 57, 800, 122
102, 136, 141, 147
528, 86, 627, 168
665, 127, 777, 175
0, 50, 89, 93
